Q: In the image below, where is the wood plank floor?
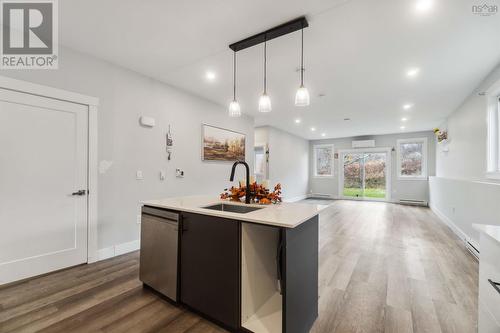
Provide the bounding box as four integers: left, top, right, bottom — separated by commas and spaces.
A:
0, 201, 478, 333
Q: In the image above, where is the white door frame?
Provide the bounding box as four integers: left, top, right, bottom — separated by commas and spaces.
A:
338, 147, 392, 202
0, 76, 100, 264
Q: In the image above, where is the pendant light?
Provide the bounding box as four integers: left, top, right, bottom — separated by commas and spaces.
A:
295, 26, 310, 106
258, 39, 272, 112
228, 51, 241, 117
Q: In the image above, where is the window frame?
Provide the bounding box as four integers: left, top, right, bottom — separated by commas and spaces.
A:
313, 144, 335, 178
396, 137, 428, 180
487, 89, 500, 180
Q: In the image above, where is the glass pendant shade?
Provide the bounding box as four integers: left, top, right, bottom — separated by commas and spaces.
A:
228, 100, 241, 117
295, 85, 310, 106
258, 93, 272, 112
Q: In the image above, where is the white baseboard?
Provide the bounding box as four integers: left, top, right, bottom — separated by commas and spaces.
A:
429, 203, 479, 252
96, 239, 140, 261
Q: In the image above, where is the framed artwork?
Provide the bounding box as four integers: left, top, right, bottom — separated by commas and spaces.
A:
202, 124, 246, 161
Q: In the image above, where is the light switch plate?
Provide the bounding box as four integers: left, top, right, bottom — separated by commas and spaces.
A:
136, 170, 144, 180
159, 170, 166, 180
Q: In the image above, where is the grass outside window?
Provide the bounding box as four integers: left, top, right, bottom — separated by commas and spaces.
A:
343, 187, 386, 199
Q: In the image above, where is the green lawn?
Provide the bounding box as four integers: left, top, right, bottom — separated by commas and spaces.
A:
343, 187, 386, 199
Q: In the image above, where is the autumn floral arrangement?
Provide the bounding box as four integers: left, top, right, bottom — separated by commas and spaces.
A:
433, 128, 448, 143
220, 182, 282, 205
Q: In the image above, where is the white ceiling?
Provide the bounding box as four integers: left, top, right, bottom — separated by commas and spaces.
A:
61, 0, 500, 139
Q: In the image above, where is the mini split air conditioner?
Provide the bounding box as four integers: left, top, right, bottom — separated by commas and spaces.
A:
352, 140, 375, 148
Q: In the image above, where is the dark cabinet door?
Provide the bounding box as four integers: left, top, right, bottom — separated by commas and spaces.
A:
282, 215, 319, 333
180, 212, 240, 330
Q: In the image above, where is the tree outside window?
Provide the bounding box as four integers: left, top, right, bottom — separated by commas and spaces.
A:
397, 138, 427, 179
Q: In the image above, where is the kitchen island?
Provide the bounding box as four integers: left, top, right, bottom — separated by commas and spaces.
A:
140, 196, 329, 333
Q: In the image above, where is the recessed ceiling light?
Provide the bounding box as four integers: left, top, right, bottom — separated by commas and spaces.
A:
400, 126, 406, 130
401, 117, 408, 122
403, 103, 413, 110
295, 118, 301, 124
415, 0, 433, 12
406, 68, 420, 78
205, 71, 216, 81
321, 133, 326, 137
311, 127, 316, 132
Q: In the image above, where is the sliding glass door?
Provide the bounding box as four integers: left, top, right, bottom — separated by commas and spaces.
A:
340, 149, 391, 201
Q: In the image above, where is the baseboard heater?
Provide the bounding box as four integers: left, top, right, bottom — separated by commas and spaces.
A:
465, 240, 480, 260
399, 199, 428, 207
309, 193, 334, 199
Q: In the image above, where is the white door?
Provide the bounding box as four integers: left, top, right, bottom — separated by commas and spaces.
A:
0, 88, 88, 284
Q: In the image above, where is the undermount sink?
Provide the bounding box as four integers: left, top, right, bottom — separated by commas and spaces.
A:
202, 203, 264, 214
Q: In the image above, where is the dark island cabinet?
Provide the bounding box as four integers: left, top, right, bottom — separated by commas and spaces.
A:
281, 215, 319, 333
179, 211, 319, 333
180, 212, 240, 331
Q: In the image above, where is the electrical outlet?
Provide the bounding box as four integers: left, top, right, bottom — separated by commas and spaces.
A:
159, 170, 166, 180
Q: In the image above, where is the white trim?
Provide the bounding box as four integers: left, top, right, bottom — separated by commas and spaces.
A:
97, 240, 141, 261
0, 76, 99, 106
396, 137, 428, 180
486, 81, 500, 178
0, 76, 100, 265
96, 247, 115, 261
429, 203, 480, 253
87, 105, 99, 263
338, 147, 392, 202
313, 144, 334, 178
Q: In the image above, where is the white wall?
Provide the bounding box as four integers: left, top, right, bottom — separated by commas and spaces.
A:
436, 65, 500, 182
2, 46, 254, 252
255, 126, 309, 201
309, 131, 436, 202
430, 64, 500, 248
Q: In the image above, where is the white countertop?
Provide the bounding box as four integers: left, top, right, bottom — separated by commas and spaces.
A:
142, 196, 330, 228
473, 223, 500, 244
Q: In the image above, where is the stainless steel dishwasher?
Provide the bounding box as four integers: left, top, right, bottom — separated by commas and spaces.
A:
139, 206, 179, 301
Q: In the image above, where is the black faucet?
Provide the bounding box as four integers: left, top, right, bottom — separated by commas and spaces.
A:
230, 161, 251, 204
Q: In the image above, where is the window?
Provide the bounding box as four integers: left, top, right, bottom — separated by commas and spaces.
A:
487, 94, 500, 179
313, 144, 334, 177
254, 146, 267, 176
397, 138, 428, 179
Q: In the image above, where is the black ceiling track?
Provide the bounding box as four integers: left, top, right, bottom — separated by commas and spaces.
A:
229, 16, 309, 52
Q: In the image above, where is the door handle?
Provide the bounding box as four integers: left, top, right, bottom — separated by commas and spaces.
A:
71, 190, 86, 196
